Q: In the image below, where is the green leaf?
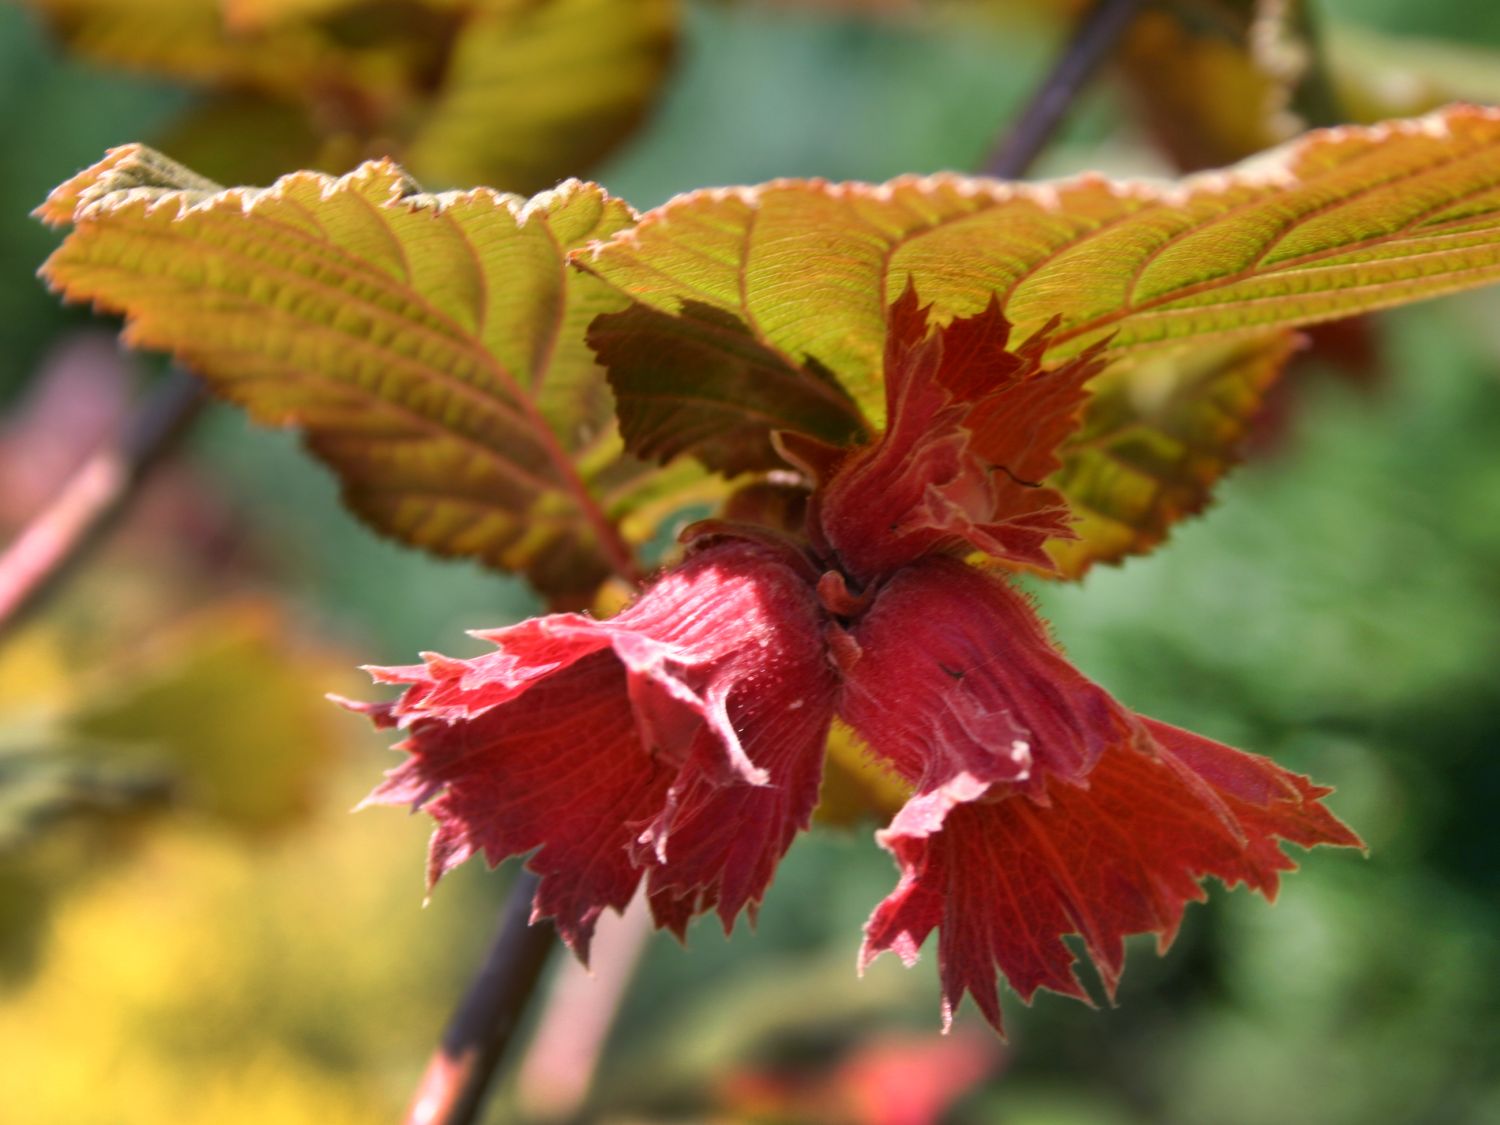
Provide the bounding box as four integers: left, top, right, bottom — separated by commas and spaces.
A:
1045, 330, 1299, 577
22, 0, 677, 193
38, 145, 694, 602
67, 601, 350, 832
586, 300, 867, 474
406, 0, 677, 193
584, 105, 1500, 430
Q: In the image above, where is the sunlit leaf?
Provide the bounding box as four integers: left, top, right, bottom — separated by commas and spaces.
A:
585, 106, 1500, 428
37, 145, 699, 601
1045, 331, 1300, 576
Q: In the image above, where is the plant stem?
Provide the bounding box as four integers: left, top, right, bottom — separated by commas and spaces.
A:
0, 366, 204, 643
983, 0, 1143, 179
404, 6, 1150, 1122
404, 870, 557, 1125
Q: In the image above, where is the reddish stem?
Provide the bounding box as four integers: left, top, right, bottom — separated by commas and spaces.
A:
0, 367, 204, 642
404, 871, 556, 1125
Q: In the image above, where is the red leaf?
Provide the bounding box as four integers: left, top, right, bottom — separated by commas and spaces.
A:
839, 558, 1361, 1032
834, 557, 1126, 795
346, 538, 837, 957
814, 287, 1106, 582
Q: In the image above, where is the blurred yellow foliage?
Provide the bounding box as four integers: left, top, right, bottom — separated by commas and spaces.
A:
0, 762, 488, 1124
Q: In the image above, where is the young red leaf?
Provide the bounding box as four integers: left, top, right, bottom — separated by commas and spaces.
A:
813, 285, 1106, 580
834, 557, 1360, 1032
344, 538, 837, 956
346, 290, 1360, 1031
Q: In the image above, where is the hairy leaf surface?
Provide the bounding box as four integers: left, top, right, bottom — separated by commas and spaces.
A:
37, 145, 688, 602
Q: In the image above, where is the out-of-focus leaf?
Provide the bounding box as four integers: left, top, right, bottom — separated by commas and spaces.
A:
586, 107, 1500, 430
0, 598, 351, 842
151, 94, 332, 185
220, 0, 367, 32
20, 0, 399, 104
587, 300, 867, 474
406, 0, 677, 192
0, 745, 169, 852
1328, 24, 1500, 124
21, 0, 677, 193
67, 601, 350, 831
37, 145, 714, 601
1119, 1, 1331, 171
1045, 331, 1299, 576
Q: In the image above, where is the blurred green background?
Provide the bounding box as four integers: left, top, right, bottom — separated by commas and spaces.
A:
1, 1, 1497, 1122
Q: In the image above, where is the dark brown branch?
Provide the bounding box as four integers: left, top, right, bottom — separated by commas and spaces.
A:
404, 870, 557, 1125
983, 0, 1143, 179
0, 366, 205, 643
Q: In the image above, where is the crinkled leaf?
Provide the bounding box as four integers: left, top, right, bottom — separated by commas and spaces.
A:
37, 145, 702, 602
585, 106, 1500, 429
586, 299, 867, 474
1045, 330, 1300, 577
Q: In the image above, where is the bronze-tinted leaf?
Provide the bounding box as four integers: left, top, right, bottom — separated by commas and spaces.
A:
38, 145, 702, 602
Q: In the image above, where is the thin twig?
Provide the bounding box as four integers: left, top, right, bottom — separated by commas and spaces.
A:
983, 0, 1143, 179
0, 366, 205, 643
404, 871, 557, 1125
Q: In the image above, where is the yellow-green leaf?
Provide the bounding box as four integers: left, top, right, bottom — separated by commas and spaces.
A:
23, 0, 677, 194
1045, 330, 1299, 577
406, 0, 677, 193
37, 145, 691, 602
584, 105, 1500, 429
